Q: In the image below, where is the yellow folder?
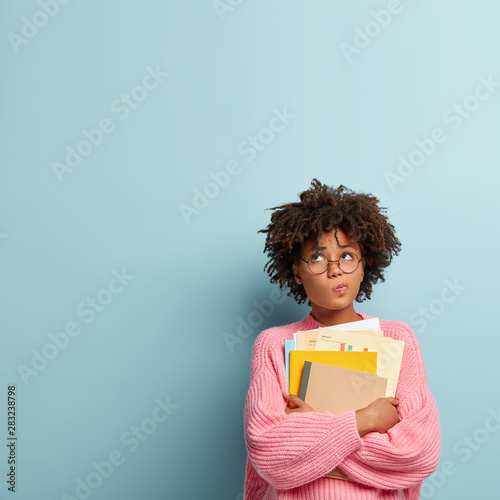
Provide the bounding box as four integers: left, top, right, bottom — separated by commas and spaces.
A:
288, 350, 378, 399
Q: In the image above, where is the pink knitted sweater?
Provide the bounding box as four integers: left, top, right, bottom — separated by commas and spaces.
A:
243, 311, 440, 499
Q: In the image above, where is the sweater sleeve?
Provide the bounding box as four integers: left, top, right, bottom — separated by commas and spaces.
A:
337, 322, 441, 489
243, 329, 364, 491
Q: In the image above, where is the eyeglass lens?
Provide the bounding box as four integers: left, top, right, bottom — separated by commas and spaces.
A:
307, 252, 359, 274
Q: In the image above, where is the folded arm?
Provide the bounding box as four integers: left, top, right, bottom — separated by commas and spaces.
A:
340, 384, 440, 488
245, 370, 364, 490
244, 334, 364, 490
338, 323, 441, 489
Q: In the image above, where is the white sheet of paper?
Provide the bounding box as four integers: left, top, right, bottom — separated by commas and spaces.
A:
293, 318, 381, 350
326, 317, 381, 331
296, 329, 383, 350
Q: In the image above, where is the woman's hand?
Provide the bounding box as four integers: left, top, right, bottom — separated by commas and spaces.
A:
283, 392, 316, 414
355, 397, 399, 436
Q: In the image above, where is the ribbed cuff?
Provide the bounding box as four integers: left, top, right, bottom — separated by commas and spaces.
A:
291, 409, 363, 479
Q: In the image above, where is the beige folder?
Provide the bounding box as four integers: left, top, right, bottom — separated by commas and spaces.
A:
298, 361, 388, 414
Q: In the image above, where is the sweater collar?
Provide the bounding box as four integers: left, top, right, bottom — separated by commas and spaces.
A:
299, 310, 371, 331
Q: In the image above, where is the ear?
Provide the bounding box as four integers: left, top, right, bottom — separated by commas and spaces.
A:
292, 262, 302, 285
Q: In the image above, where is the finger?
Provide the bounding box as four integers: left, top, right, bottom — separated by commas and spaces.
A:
385, 397, 399, 406
282, 392, 301, 410
283, 392, 303, 406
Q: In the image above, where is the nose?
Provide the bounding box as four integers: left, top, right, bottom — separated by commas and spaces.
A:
327, 260, 342, 277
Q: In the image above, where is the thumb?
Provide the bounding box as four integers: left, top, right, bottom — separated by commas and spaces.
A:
283, 391, 302, 405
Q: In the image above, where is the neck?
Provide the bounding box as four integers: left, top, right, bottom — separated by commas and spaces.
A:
310, 305, 362, 327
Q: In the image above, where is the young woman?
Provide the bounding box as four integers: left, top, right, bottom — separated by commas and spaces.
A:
243, 179, 440, 499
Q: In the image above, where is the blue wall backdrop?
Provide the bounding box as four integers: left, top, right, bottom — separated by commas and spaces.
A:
1, 1, 499, 499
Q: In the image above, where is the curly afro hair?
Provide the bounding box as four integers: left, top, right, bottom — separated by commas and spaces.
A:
258, 179, 401, 305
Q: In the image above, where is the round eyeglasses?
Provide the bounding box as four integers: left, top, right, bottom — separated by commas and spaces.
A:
300, 252, 361, 275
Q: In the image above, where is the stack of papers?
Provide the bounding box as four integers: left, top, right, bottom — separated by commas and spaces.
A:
284, 317, 405, 481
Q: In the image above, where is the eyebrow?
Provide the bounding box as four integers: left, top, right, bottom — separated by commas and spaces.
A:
311, 243, 356, 251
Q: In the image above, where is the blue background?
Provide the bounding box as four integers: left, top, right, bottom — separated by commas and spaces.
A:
1, 1, 499, 499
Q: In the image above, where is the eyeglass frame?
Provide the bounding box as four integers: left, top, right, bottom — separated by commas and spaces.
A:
299, 251, 362, 275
